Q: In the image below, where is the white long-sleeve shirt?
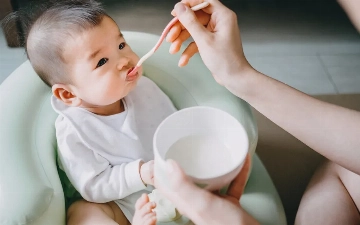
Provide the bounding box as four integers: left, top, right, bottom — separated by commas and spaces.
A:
52, 76, 176, 220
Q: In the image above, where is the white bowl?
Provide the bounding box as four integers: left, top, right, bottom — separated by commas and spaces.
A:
153, 106, 249, 191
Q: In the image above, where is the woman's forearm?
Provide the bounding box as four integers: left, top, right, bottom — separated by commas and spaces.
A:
338, 0, 360, 32
235, 70, 360, 174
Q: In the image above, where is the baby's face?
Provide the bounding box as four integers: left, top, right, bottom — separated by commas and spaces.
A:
62, 16, 142, 108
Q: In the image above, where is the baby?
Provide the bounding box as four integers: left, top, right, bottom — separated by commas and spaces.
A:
16, 0, 177, 224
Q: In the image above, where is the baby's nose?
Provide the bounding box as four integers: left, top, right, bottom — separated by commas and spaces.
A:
117, 57, 130, 70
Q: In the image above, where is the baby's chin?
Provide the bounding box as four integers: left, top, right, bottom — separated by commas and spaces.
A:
126, 72, 142, 89
81, 98, 125, 116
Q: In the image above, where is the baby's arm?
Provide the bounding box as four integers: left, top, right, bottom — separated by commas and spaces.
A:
139, 160, 154, 186
57, 130, 147, 203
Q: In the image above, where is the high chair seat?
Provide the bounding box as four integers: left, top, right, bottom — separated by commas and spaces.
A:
0, 31, 286, 225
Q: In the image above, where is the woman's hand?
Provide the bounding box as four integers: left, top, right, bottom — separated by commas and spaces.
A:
168, 0, 253, 88
154, 154, 259, 225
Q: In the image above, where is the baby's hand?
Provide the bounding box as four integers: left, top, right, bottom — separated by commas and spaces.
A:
132, 194, 157, 225
140, 160, 154, 186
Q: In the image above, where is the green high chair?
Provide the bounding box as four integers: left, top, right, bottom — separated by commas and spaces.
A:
0, 31, 287, 225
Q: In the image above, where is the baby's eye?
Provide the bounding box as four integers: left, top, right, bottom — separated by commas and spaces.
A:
119, 42, 126, 50
96, 58, 108, 68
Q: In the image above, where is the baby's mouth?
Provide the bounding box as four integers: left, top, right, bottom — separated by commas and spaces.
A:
127, 67, 135, 75
126, 67, 139, 81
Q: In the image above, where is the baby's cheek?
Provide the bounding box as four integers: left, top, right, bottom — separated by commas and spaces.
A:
96, 81, 117, 101
132, 52, 140, 63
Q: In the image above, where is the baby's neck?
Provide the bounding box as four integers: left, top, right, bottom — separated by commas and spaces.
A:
83, 99, 124, 116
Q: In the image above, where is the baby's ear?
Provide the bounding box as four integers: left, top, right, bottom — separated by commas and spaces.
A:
52, 84, 81, 107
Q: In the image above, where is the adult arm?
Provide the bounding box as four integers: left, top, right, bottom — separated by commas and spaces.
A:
170, 0, 360, 174
337, 0, 360, 32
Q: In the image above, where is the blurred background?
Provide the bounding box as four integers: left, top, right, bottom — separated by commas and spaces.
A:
111, 0, 360, 95
1, 1, 360, 224
1, 0, 360, 94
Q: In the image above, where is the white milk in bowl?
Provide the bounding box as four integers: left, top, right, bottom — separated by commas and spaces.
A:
154, 106, 249, 191
165, 134, 234, 179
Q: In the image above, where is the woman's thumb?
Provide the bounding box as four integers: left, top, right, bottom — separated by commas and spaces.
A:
173, 3, 208, 41
164, 159, 187, 186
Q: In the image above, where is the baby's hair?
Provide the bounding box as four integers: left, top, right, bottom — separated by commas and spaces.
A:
1, 0, 108, 87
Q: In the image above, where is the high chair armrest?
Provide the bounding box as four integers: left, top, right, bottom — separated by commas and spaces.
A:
0, 61, 65, 225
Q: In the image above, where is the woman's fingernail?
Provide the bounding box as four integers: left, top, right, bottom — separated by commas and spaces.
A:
178, 57, 186, 67
175, 2, 186, 14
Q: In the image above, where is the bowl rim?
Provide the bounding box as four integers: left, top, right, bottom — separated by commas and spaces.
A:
153, 106, 249, 180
